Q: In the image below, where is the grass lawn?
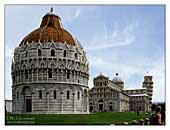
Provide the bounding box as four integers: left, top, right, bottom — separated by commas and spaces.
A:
6, 112, 150, 125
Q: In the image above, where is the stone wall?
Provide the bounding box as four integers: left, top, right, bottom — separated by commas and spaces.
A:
12, 41, 89, 114
12, 83, 89, 114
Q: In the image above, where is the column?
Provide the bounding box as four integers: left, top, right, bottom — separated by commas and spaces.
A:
31, 92, 34, 113
47, 69, 48, 82
61, 92, 63, 113
81, 94, 84, 112
41, 69, 42, 81
32, 70, 33, 82
37, 69, 38, 82
86, 95, 89, 113
72, 93, 75, 112
46, 92, 49, 112
119, 100, 121, 112
21, 95, 24, 113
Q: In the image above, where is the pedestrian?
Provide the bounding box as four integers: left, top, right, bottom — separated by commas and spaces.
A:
161, 108, 165, 125
149, 106, 162, 125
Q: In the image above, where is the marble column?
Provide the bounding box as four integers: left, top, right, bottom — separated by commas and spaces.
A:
37, 69, 38, 82
72, 93, 75, 112
86, 95, 89, 113
61, 92, 63, 113
81, 94, 84, 112
46, 92, 49, 112
31, 92, 34, 113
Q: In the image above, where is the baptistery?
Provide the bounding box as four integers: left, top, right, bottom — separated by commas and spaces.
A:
11, 8, 89, 114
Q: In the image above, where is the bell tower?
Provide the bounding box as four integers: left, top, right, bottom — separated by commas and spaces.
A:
142, 75, 153, 104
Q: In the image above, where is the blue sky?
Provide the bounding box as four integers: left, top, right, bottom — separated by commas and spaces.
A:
5, 5, 165, 102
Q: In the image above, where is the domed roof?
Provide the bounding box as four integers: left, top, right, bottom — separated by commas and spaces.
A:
112, 73, 123, 83
19, 8, 75, 46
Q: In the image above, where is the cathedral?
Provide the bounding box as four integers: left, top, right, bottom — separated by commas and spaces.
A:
11, 9, 89, 114
89, 73, 153, 112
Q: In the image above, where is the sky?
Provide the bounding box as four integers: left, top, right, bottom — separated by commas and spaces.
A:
5, 5, 165, 103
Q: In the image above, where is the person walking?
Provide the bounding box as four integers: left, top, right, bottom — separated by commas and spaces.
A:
161, 108, 165, 125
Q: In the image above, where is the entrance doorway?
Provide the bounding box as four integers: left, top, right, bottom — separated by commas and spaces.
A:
26, 99, 32, 112
99, 104, 103, 112
90, 106, 93, 112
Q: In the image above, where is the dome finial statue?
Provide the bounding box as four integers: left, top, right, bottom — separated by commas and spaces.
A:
50, 7, 53, 13
100, 72, 102, 75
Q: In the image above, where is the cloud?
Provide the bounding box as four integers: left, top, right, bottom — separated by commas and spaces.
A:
65, 9, 81, 22
85, 22, 138, 51
88, 55, 144, 80
149, 57, 165, 102
5, 45, 14, 100
5, 45, 14, 58
74, 9, 80, 19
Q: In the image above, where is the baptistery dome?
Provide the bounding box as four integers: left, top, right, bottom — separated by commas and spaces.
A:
11, 8, 89, 114
20, 10, 75, 46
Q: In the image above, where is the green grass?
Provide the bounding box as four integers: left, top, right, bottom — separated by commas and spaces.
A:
6, 112, 150, 125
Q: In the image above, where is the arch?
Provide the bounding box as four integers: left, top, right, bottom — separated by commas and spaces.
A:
63, 50, 67, 57
22, 86, 32, 113
25, 51, 28, 57
77, 91, 80, 100
51, 49, 55, 56
23, 64, 27, 70
22, 86, 31, 95
48, 68, 52, 78
31, 64, 35, 69
67, 70, 70, 79
84, 89, 88, 96
39, 90, 42, 99
25, 69, 28, 79
98, 100, 103, 103
51, 64, 55, 69
17, 65, 20, 71
53, 90, 57, 99
98, 100, 104, 112
38, 49, 41, 56
89, 105, 93, 112
75, 53, 78, 59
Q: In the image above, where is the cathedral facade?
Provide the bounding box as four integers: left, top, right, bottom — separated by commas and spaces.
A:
11, 9, 89, 114
89, 73, 130, 112
89, 73, 153, 112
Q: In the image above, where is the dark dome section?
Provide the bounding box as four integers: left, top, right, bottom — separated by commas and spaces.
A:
19, 10, 75, 46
